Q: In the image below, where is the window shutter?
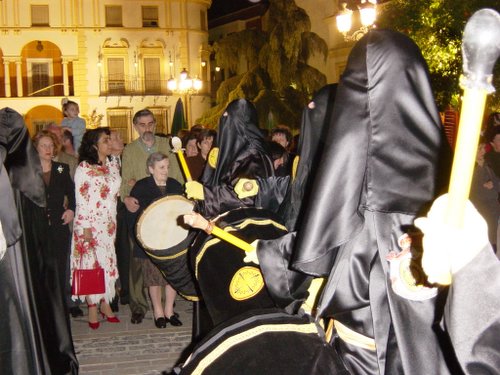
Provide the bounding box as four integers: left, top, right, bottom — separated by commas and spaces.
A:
144, 58, 161, 94
31, 5, 49, 26
107, 58, 125, 94
142, 6, 159, 27
107, 109, 132, 143
105, 6, 123, 27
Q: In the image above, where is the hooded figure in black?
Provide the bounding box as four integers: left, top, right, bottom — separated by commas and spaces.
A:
0, 108, 78, 374
177, 91, 349, 375
258, 84, 338, 230
183, 99, 274, 341
252, 84, 338, 310
288, 30, 457, 375
189, 99, 274, 218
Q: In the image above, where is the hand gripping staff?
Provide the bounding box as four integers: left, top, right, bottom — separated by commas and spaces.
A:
172, 136, 255, 252
171, 136, 193, 182
443, 9, 500, 284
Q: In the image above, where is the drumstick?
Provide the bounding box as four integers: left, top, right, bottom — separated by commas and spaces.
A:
171, 136, 193, 182
184, 214, 255, 252
210, 226, 255, 252
442, 9, 500, 285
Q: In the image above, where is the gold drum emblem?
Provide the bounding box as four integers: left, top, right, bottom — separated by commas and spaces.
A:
229, 266, 265, 301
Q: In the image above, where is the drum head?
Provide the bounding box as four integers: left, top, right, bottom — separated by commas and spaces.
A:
136, 195, 194, 251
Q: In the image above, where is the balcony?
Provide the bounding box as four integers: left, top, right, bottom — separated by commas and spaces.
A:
99, 76, 170, 96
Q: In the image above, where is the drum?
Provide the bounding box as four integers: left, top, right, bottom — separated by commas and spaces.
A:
190, 207, 288, 326
136, 195, 199, 301
178, 309, 350, 375
136, 195, 194, 251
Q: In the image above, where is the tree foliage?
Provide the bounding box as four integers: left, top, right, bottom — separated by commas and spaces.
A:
377, 0, 500, 111
198, 0, 328, 130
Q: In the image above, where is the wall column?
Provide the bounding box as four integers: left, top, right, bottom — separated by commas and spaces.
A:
3, 61, 11, 97
62, 57, 69, 96
15, 59, 23, 97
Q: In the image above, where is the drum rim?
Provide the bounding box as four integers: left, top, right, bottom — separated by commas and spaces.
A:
136, 194, 194, 251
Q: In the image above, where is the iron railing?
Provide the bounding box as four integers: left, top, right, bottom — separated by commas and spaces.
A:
99, 77, 170, 96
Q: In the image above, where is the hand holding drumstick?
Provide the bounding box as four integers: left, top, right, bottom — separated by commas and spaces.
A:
183, 212, 258, 258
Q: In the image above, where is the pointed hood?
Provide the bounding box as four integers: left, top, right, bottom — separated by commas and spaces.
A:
292, 30, 451, 276
278, 84, 337, 230
201, 98, 271, 186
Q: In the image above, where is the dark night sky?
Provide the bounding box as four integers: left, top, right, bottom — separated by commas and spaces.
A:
208, 0, 265, 20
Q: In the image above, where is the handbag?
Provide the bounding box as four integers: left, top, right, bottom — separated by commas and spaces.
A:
71, 244, 105, 296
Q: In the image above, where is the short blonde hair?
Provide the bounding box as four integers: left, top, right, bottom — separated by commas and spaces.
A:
33, 130, 60, 156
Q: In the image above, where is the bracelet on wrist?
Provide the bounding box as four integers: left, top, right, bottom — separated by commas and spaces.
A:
204, 221, 214, 235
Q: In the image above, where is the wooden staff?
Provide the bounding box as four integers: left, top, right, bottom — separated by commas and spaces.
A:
442, 9, 500, 285
446, 9, 500, 228
171, 136, 193, 182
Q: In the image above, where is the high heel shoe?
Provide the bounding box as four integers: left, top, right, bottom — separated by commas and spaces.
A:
88, 304, 100, 329
99, 311, 120, 323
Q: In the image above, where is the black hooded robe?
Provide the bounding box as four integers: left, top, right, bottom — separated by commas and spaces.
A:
0, 108, 78, 374
196, 99, 274, 219
290, 30, 457, 375
188, 99, 275, 341
256, 84, 338, 311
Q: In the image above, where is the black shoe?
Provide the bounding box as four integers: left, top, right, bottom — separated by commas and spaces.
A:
69, 306, 84, 318
167, 314, 183, 326
154, 317, 167, 329
131, 312, 144, 324
119, 296, 129, 306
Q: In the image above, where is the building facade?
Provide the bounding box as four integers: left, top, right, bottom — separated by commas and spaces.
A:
0, 0, 212, 141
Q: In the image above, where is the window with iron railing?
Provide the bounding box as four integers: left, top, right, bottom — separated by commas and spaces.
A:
148, 107, 170, 136
107, 108, 132, 143
27, 59, 54, 96
107, 58, 125, 94
143, 57, 161, 94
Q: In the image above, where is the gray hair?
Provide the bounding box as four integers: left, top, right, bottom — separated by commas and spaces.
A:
146, 152, 169, 174
133, 108, 156, 125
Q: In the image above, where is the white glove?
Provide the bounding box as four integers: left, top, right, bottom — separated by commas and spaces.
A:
414, 194, 490, 284
243, 240, 260, 264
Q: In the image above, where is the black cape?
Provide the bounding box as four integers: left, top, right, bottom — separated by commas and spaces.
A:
256, 84, 338, 310
0, 108, 78, 374
264, 30, 456, 375
443, 245, 500, 374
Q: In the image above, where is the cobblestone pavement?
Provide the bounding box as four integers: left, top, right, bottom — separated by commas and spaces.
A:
71, 298, 194, 375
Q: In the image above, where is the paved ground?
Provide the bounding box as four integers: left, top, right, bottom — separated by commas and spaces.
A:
71, 298, 194, 375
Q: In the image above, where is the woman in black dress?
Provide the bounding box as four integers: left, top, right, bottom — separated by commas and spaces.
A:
33, 130, 75, 303
128, 152, 184, 328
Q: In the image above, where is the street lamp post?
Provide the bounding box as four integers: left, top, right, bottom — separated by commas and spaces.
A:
167, 68, 202, 128
336, 0, 377, 42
